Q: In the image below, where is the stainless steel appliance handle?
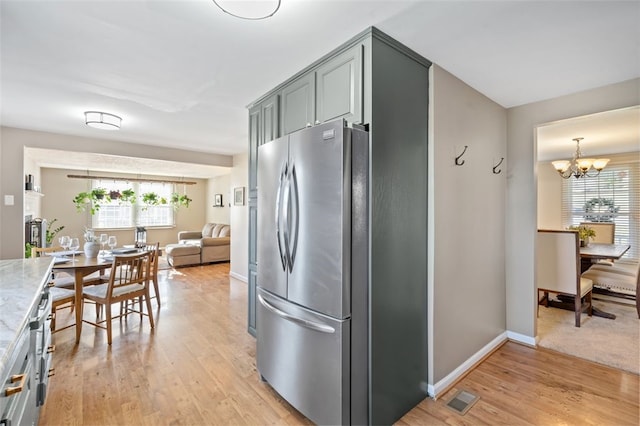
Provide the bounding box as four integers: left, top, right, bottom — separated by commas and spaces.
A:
288, 163, 299, 270
258, 294, 335, 334
275, 163, 287, 271
282, 169, 292, 272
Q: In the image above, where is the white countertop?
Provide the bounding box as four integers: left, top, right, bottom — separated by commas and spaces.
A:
0, 257, 53, 374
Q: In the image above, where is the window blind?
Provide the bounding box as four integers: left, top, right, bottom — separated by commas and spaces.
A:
561, 153, 640, 261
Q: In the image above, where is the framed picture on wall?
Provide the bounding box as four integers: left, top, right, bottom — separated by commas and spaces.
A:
214, 193, 223, 207
234, 187, 245, 206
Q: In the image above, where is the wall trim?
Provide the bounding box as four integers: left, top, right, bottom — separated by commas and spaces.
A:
428, 332, 507, 398
506, 330, 537, 347
229, 271, 248, 282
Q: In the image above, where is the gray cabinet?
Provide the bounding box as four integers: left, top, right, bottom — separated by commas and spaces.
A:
281, 73, 314, 135
248, 105, 260, 199
248, 199, 258, 336
247, 27, 431, 424
280, 44, 362, 135
315, 44, 362, 125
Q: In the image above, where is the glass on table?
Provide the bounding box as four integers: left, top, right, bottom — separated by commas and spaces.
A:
59, 235, 71, 251
99, 233, 108, 256
107, 236, 117, 252
69, 237, 80, 261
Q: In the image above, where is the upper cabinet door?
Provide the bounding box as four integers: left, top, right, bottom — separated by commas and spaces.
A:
281, 73, 314, 135
315, 45, 362, 125
261, 94, 279, 145
248, 104, 261, 198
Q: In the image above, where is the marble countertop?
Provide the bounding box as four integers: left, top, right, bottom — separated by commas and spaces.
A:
0, 257, 53, 374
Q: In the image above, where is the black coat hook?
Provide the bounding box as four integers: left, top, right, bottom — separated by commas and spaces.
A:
455, 145, 468, 166
493, 157, 504, 174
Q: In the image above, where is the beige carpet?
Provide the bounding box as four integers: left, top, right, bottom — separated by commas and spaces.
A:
537, 299, 640, 375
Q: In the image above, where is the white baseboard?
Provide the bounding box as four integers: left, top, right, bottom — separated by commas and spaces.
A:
506, 330, 537, 347
428, 332, 508, 398
229, 271, 248, 282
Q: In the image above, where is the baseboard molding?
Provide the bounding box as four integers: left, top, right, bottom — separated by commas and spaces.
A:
229, 271, 248, 282
506, 330, 537, 347
428, 332, 508, 398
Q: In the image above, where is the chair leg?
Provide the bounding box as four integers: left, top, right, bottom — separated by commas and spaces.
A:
106, 304, 113, 345
145, 294, 155, 329
587, 292, 593, 317
152, 277, 160, 305
574, 294, 581, 327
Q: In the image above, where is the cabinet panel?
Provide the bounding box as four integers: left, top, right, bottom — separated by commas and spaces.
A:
248, 105, 261, 199
248, 266, 257, 337
261, 94, 279, 145
249, 201, 257, 265
316, 45, 362, 125
281, 74, 314, 135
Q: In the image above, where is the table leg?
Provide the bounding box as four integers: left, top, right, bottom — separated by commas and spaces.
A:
74, 269, 84, 344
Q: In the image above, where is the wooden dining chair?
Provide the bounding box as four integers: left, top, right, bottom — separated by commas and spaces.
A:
144, 242, 161, 305
49, 286, 76, 333
537, 229, 593, 327
82, 252, 155, 345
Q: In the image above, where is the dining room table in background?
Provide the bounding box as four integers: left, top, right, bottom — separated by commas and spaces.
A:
579, 242, 631, 273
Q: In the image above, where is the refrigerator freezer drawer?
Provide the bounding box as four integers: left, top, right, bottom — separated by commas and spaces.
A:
256, 288, 350, 425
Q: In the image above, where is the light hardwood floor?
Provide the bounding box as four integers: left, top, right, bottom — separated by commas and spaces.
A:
40, 262, 639, 425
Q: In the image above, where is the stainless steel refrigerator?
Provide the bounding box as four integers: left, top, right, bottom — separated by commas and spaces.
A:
257, 119, 369, 425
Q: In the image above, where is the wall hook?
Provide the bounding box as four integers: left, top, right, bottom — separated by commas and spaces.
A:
455, 145, 468, 166
493, 157, 504, 174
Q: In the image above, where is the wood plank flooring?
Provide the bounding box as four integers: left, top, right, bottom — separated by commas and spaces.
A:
40, 263, 639, 425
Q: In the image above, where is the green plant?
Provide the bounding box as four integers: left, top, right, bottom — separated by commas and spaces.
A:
25, 242, 33, 259
91, 187, 107, 199
73, 191, 93, 212
120, 188, 136, 204
568, 225, 596, 241
45, 218, 65, 245
142, 192, 160, 205
171, 192, 192, 209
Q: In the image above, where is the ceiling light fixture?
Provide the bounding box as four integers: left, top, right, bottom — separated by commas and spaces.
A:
212, 0, 281, 20
84, 111, 121, 130
551, 137, 609, 179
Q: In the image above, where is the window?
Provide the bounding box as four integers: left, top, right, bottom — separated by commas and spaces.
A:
561, 154, 639, 261
92, 180, 175, 229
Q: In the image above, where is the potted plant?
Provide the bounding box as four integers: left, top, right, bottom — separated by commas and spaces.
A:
569, 225, 596, 247
120, 188, 136, 204
142, 192, 160, 205
73, 191, 93, 212
83, 228, 100, 258
91, 187, 108, 200
171, 192, 192, 209
109, 190, 121, 200
45, 218, 65, 245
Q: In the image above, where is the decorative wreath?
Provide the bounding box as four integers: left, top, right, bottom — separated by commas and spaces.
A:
583, 197, 619, 222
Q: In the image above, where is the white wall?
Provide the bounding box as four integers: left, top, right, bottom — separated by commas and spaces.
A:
230, 152, 248, 281
206, 174, 231, 224
506, 78, 640, 339
429, 65, 507, 385
0, 126, 232, 259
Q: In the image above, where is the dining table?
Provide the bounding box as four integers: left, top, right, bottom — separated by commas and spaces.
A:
578, 242, 631, 320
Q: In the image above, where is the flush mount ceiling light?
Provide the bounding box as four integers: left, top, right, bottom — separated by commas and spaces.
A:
551, 137, 609, 179
84, 111, 121, 130
212, 0, 281, 20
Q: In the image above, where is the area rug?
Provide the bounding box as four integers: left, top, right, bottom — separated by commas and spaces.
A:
537, 300, 639, 374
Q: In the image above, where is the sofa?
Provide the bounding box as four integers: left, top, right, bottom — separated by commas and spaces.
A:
166, 223, 230, 267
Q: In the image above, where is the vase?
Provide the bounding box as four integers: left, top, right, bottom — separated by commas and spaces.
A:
84, 241, 100, 258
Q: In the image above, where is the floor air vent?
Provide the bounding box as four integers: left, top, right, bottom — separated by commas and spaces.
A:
445, 389, 479, 415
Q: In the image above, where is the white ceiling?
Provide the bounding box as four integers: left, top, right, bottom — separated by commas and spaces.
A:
2, 0, 640, 175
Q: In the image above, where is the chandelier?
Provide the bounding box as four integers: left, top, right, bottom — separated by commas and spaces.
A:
551, 137, 609, 179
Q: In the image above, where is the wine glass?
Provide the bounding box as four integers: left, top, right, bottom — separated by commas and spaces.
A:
99, 233, 108, 256
69, 237, 80, 261
107, 236, 117, 253
59, 235, 70, 252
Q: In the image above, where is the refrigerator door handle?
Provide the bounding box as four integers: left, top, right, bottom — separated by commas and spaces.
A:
275, 163, 288, 271
288, 163, 299, 270
258, 294, 336, 334
282, 167, 292, 272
